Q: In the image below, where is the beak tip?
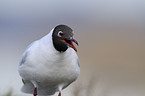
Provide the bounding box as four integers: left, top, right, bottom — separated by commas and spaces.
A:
76, 42, 79, 46
72, 38, 79, 45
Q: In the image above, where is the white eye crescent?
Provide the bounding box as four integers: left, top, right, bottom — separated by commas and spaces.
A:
58, 31, 63, 37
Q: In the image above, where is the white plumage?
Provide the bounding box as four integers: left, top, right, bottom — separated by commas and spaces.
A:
18, 25, 80, 96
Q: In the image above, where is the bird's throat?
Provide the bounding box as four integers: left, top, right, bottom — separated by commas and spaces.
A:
52, 38, 68, 52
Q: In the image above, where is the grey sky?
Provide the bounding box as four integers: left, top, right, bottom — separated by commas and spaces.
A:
0, 0, 145, 28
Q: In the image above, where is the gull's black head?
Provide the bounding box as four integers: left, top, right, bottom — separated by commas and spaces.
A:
52, 25, 78, 52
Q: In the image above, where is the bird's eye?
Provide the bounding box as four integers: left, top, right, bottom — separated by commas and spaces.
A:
58, 31, 63, 37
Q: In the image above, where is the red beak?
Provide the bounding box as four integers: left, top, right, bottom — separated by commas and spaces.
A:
62, 38, 78, 52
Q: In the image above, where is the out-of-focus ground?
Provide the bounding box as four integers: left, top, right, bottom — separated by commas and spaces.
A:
0, 0, 145, 96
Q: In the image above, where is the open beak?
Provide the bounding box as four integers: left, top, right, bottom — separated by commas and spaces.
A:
62, 38, 78, 52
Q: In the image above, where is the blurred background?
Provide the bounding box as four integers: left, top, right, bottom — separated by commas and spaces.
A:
0, 0, 145, 96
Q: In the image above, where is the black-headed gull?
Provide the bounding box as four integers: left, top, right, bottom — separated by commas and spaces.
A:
18, 25, 80, 96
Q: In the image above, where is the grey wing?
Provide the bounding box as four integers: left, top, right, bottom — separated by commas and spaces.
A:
19, 51, 29, 66
22, 79, 26, 84
21, 79, 34, 94
62, 81, 74, 90
63, 58, 80, 90
77, 58, 80, 67
19, 41, 36, 66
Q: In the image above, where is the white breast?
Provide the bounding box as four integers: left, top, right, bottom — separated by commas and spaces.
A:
18, 29, 80, 90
